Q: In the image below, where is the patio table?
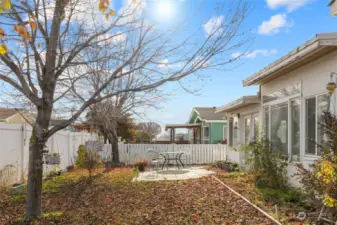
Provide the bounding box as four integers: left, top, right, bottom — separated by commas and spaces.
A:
160, 151, 186, 169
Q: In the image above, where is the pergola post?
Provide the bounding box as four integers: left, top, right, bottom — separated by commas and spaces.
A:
170, 128, 175, 143
193, 128, 196, 144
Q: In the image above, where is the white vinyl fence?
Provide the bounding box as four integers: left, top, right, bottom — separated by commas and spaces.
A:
101, 144, 240, 165
0, 123, 97, 184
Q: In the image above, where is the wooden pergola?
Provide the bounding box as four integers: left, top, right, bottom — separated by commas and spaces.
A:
165, 124, 201, 144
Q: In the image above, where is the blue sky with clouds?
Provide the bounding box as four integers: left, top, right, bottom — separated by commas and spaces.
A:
141, 0, 336, 127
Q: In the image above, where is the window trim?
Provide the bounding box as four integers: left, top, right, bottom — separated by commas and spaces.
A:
223, 124, 227, 142
263, 96, 300, 160
304, 92, 329, 156
244, 115, 252, 145
253, 113, 259, 138
202, 126, 210, 144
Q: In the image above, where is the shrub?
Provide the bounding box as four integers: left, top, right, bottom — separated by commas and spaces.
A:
242, 136, 288, 189
297, 111, 337, 213
135, 160, 148, 172
257, 187, 303, 204
75, 145, 87, 168
75, 145, 102, 179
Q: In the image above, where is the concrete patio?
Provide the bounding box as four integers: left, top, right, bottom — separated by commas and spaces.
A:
133, 166, 215, 181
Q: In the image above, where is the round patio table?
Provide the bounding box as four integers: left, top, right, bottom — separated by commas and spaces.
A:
160, 151, 186, 169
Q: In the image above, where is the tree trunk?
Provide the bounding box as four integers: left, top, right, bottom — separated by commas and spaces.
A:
25, 131, 44, 219
111, 133, 119, 163
26, 106, 53, 220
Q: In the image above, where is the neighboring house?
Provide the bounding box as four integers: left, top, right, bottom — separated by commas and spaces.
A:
187, 107, 226, 144
329, 0, 337, 16
165, 107, 226, 144
0, 108, 77, 131
222, 33, 337, 185
0, 108, 35, 124
216, 95, 260, 148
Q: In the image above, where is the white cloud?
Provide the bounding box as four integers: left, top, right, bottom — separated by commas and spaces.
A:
258, 14, 292, 35
158, 59, 169, 68
203, 16, 224, 37
232, 49, 278, 59
266, 0, 313, 12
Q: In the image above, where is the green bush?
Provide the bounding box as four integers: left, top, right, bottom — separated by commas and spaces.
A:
242, 136, 288, 189
75, 145, 87, 168
75, 145, 102, 179
257, 187, 303, 204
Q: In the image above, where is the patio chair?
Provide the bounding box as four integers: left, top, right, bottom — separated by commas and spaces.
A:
146, 149, 164, 172
179, 149, 192, 168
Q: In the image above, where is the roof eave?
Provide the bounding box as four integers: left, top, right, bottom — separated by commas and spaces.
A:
216, 96, 260, 113
243, 34, 337, 87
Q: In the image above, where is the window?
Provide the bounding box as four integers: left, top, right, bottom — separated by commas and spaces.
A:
202, 126, 209, 144
229, 118, 233, 146
203, 126, 209, 138
306, 97, 316, 154
305, 94, 329, 155
253, 114, 259, 138
244, 117, 251, 144
290, 98, 300, 161
223, 124, 227, 142
263, 98, 300, 161
264, 106, 269, 139
233, 117, 239, 146
270, 102, 288, 155
317, 94, 329, 151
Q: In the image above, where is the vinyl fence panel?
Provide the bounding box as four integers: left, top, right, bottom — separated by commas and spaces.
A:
100, 144, 228, 165
0, 123, 97, 184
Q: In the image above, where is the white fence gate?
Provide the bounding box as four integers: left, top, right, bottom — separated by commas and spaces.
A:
101, 144, 231, 165
0, 123, 98, 184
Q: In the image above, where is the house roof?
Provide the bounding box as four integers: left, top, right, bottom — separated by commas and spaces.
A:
329, 0, 336, 6
50, 119, 69, 126
243, 33, 337, 86
193, 107, 226, 121
0, 108, 22, 120
215, 95, 260, 113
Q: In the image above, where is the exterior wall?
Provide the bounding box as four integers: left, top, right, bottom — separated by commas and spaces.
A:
224, 104, 260, 164
258, 49, 337, 186
225, 104, 260, 147
210, 122, 226, 144
200, 121, 226, 144
6, 113, 27, 124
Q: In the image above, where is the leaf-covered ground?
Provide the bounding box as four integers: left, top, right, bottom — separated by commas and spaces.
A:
1, 168, 276, 225
214, 169, 320, 225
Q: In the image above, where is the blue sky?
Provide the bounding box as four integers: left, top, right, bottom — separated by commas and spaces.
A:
141, 0, 336, 127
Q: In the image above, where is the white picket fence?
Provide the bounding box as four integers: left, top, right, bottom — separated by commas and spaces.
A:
101, 144, 234, 165
0, 123, 98, 184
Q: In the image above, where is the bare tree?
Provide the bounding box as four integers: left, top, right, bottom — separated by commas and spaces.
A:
0, 0, 250, 219
137, 122, 161, 142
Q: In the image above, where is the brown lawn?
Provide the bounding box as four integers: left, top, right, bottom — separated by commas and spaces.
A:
1, 168, 275, 225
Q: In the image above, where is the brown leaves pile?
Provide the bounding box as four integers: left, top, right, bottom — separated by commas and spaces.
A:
1, 168, 275, 225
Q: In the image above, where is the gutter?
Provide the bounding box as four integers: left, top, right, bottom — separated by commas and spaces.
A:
243, 33, 337, 86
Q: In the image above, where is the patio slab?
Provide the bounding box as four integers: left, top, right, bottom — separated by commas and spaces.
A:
133, 166, 215, 181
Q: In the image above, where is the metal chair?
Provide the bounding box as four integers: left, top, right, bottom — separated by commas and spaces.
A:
179, 148, 192, 168
146, 149, 164, 173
